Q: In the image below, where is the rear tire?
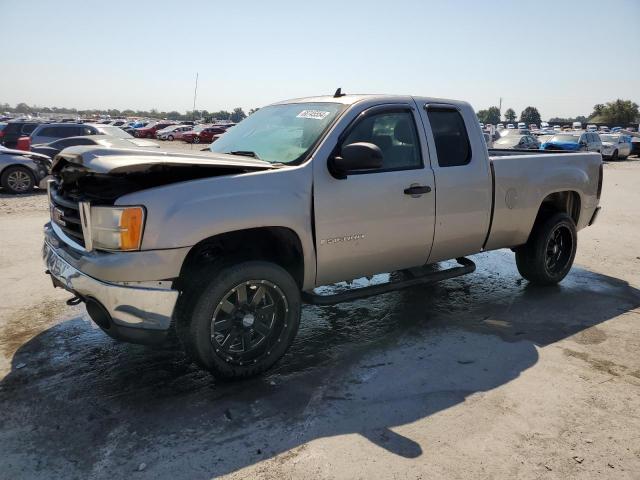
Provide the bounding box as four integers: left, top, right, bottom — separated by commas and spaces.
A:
515, 212, 577, 285
177, 261, 301, 379
1, 166, 35, 194
193, 136, 200, 144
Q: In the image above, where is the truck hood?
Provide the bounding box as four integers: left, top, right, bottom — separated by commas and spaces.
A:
0, 145, 52, 162
50, 146, 281, 204
52, 146, 277, 174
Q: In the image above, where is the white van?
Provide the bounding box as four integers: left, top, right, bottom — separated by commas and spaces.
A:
572, 121, 582, 130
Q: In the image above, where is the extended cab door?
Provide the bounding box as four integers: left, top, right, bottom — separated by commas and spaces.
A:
313, 103, 436, 285
417, 103, 492, 263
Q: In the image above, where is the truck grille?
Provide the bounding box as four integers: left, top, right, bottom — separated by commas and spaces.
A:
50, 184, 85, 247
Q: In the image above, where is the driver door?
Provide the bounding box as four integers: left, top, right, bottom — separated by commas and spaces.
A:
313, 104, 436, 286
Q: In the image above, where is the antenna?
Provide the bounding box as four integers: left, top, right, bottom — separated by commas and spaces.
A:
333, 87, 345, 98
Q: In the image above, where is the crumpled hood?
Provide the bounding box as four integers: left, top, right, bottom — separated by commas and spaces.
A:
52, 146, 277, 174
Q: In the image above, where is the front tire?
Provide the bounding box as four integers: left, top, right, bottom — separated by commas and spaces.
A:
515, 212, 577, 285
167, 134, 174, 141
611, 150, 619, 161
193, 136, 200, 144
178, 261, 301, 379
1, 166, 35, 194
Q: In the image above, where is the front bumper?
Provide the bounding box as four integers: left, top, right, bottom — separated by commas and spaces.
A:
43, 240, 180, 344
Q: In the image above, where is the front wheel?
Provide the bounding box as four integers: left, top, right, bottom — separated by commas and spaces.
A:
193, 136, 200, 144
515, 212, 577, 285
167, 134, 174, 141
611, 150, 619, 161
1, 166, 35, 194
178, 261, 301, 379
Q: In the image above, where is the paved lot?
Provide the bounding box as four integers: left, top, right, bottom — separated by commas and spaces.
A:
0, 152, 639, 479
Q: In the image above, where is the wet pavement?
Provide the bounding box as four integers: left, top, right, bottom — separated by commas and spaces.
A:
1, 248, 639, 479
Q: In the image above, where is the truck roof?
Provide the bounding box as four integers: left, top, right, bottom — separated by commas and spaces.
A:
271, 94, 471, 110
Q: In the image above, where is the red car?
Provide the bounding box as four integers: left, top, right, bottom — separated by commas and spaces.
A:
133, 122, 176, 138
182, 126, 228, 144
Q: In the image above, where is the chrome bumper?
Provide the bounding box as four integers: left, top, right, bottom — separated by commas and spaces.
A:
43, 241, 179, 333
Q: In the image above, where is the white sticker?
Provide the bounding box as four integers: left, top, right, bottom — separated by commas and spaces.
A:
297, 110, 331, 120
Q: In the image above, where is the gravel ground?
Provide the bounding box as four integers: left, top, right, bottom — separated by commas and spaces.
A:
0, 156, 639, 479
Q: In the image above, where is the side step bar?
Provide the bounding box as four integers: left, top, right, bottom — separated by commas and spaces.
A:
302, 257, 476, 306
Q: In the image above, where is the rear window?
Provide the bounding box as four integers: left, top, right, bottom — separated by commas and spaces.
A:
550, 134, 579, 143
426, 108, 471, 167
22, 123, 40, 135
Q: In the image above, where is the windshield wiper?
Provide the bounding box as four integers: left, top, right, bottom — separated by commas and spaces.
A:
226, 150, 261, 160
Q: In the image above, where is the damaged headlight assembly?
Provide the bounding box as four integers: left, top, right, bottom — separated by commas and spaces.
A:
79, 202, 145, 251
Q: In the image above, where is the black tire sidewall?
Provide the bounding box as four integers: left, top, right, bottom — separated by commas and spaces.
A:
186, 261, 301, 378
531, 213, 577, 284
1, 166, 35, 194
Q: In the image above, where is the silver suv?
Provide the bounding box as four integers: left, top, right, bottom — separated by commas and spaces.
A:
30, 123, 100, 145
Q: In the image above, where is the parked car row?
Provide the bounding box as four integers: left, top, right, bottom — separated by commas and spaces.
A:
483, 122, 635, 161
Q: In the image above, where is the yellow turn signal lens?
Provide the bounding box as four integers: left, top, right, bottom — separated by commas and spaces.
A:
119, 207, 145, 250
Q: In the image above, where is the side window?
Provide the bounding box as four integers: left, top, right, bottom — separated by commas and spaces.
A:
342, 110, 421, 170
35, 126, 53, 137
426, 108, 471, 167
23, 124, 39, 135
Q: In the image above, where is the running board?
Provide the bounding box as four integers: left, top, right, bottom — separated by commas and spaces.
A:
302, 257, 476, 306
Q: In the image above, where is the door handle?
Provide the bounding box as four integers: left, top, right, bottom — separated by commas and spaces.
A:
404, 185, 432, 195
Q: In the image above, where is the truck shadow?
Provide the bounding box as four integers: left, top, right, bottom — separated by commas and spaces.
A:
1, 251, 639, 478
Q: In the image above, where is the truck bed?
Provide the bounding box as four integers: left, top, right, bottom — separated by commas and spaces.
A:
484, 150, 602, 251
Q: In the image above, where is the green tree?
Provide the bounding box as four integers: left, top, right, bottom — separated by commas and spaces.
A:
504, 108, 517, 123
166, 111, 182, 120
15, 102, 32, 114
248, 108, 260, 115
230, 107, 246, 123
590, 99, 639, 124
476, 106, 500, 125
519, 106, 541, 126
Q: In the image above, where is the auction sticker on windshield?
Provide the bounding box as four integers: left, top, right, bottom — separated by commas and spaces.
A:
297, 110, 331, 120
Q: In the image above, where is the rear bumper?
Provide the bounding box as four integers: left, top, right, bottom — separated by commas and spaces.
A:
43, 240, 179, 344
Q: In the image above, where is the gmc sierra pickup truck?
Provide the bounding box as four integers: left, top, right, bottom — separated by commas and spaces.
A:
43, 93, 603, 378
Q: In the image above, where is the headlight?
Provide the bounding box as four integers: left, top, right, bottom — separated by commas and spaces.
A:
80, 204, 145, 251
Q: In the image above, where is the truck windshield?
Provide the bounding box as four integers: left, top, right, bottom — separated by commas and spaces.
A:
209, 102, 346, 164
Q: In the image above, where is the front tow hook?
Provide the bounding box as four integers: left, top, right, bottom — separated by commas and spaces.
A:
66, 296, 83, 306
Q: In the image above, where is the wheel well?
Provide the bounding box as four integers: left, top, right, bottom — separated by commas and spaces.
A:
534, 191, 581, 226
178, 227, 304, 289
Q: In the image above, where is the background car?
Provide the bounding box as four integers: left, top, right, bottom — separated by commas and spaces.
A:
30, 122, 100, 145
31, 135, 160, 159
0, 120, 44, 148
493, 134, 540, 150
156, 125, 192, 141
540, 132, 602, 152
181, 125, 228, 144
0, 145, 51, 194
133, 121, 175, 138
599, 134, 632, 160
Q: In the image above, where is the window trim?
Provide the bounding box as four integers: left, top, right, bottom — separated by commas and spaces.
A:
424, 104, 472, 168
333, 104, 424, 175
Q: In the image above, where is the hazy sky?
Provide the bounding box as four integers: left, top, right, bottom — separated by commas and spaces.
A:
1, 0, 639, 119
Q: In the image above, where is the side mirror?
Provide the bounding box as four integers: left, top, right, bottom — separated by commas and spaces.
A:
330, 142, 383, 178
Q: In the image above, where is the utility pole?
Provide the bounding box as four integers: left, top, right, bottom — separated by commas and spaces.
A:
192, 72, 199, 122
499, 97, 502, 116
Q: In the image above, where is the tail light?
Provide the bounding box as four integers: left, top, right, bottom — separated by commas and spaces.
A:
596, 163, 603, 200
16, 136, 31, 151
0, 130, 5, 138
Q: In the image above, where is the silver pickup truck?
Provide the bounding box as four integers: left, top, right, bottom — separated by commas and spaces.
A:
43, 93, 603, 378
